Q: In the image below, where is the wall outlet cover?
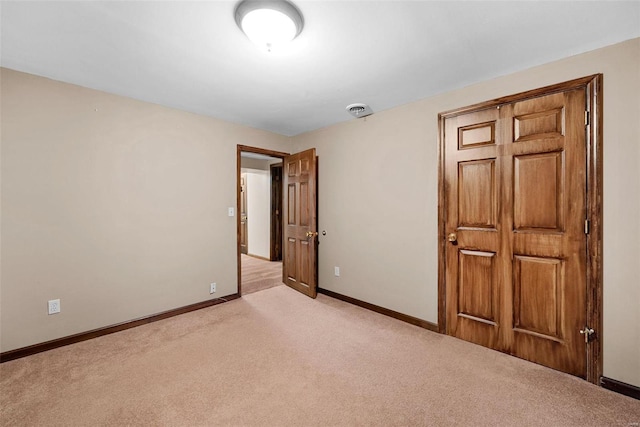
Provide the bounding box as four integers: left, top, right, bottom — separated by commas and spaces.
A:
48, 299, 61, 315
210, 283, 216, 294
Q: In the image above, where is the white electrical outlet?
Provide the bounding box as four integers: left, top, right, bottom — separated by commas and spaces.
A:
48, 299, 61, 315
210, 283, 217, 294
334, 266, 340, 277
228, 207, 235, 217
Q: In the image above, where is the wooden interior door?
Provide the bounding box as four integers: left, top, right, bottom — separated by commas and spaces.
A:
240, 173, 248, 255
443, 88, 589, 377
506, 89, 587, 376
444, 107, 502, 351
283, 148, 318, 298
270, 163, 283, 261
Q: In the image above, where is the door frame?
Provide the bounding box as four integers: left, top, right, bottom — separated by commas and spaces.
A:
237, 145, 290, 295
437, 75, 603, 384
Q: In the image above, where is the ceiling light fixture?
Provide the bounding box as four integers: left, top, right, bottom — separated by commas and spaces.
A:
235, 0, 304, 52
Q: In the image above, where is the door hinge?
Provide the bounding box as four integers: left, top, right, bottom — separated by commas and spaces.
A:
585, 111, 590, 126
579, 327, 595, 343
584, 219, 590, 234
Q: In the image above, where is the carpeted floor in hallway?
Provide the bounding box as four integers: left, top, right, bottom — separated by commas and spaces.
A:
1, 285, 639, 426
241, 254, 283, 295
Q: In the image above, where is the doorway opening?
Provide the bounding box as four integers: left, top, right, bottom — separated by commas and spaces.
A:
237, 145, 289, 296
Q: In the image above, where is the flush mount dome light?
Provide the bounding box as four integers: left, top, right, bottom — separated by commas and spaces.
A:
235, 0, 304, 52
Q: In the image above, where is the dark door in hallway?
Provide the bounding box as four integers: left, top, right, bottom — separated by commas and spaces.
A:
270, 163, 283, 261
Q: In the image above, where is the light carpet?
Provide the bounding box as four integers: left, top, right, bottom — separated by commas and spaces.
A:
1, 285, 639, 426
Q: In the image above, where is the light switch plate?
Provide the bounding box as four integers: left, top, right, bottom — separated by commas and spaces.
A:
228, 207, 235, 217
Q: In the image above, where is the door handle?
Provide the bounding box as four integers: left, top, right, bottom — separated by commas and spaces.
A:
448, 233, 457, 243
306, 231, 318, 238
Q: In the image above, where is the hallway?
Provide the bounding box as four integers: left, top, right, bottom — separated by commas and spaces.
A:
241, 254, 283, 295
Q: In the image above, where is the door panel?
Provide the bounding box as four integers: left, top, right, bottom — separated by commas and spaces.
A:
513, 151, 563, 230
300, 182, 309, 225
514, 108, 564, 141
444, 88, 588, 378
458, 159, 497, 228
458, 250, 497, 322
509, 89, 587, 376
283, 148, 318, 298
300, 240, 310, 285
286, 238, 296, 278
458, 121, 495, 148
445, 108, 501, 350
287, 184, 296, 224
513, 255, 562, 338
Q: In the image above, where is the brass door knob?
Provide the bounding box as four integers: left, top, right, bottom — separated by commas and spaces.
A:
448, 233, 457, 243
306, 231, 318, 238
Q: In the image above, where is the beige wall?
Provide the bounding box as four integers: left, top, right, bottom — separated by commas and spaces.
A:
242, 169, 271, 259
294, 38, 640, 387
240, 157, 278, 171
0, 68, 290, 352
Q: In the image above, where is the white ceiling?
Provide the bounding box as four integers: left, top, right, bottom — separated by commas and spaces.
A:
1, 1, 639, 136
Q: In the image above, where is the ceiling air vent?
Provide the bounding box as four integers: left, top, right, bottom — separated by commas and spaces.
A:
346, 103, 373, 119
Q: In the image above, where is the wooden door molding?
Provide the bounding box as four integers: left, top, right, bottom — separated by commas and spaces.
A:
437, 75, 603, 384
236, 145, 290, 295
584, 75, 604, 384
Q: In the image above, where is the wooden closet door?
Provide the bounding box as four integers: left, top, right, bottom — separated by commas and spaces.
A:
504, 89, 587, 376
444, 88, 588, 377
444, 107, 504, 351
